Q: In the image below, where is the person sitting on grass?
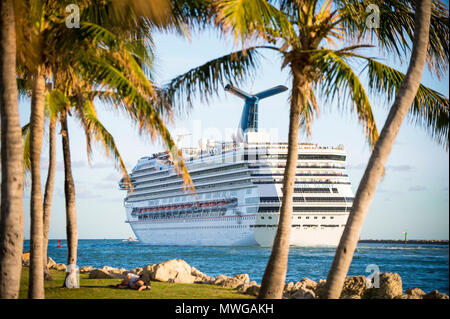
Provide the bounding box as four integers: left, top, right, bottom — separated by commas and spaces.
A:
115, 273, 151, 291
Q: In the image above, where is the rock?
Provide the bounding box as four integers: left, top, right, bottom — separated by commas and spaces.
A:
245, 284, 260, 296
340, 276, 367, 297
218, 274, 250, 289
237, 283, 251, 293
22, 252, 30, 267
295, 278, 317, 291
284, 282, 295, 293
290, 288, 316, 299
214, 275, 232, 286
314, 279, 327, 299
94, 266, 126, 279
423, 290, 449, 299
88, 269, 114, 279
140, 264, 157, 285
131, 267, 144, 276
152, 259, 195, 284
79, 266, 94, 274
405, 288, 426, 298
341, 294, 361, 299
53, 263, 67, 272
364, 273, 403, 299
234, 274, 250, 284
191, 267, 215, 284
47, 257, 56, 269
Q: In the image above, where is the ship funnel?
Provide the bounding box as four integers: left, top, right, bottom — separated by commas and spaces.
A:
225, 84, 288, 142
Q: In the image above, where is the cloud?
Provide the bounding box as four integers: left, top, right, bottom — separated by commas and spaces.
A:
91, 162, 115, 169
104, 173, 121, 181
348, 163, 414, 172
408, 185, 428, 192
386, 164, 414, 172
346, 163, 366, 170
377, 188, 402, 195
55, 186, 101, 199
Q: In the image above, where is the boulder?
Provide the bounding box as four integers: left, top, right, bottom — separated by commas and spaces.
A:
237, 283, 251, 294
131, 267, 144, 276
405, 288, 426, 299
218, 274, 250, 289
423, 290, 449, 300
22, 252, 30, 267
314, 279, 327, 299
214, 274, 232, 286
294, 278, 317, 291
284, 282, 295, 293
340, 276, 367, 297
191, 267, 215, 284
47, 257, 56, 269
140, 264, 157, 285
53, 263, 67, 272
152, 259, 195, 284
290, 288, 316, 299
79, 266, 94, 274
363, 273, 403, 299
245, 284, 261, 296
88, 269, 114, 279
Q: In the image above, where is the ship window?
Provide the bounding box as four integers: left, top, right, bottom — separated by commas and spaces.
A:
331, 217, 334, 219
322, 217, 326, 219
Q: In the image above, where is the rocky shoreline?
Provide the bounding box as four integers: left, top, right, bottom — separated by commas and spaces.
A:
22, 253, 449, 299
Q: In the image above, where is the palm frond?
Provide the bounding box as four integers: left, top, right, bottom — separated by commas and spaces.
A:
312, 48, 379, 147
46, 88, 69, 119
160, 46, 268, 114
215, 0, 295, 43
336, 0, 448, 78
21, 123, 32, 184
77, 99, 131, 183
365, 58, 449, 149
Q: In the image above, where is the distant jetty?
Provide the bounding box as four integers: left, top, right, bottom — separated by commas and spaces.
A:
358, 239, 449, 245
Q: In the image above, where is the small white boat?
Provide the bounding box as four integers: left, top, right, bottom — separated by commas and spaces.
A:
122, 237, 139, 243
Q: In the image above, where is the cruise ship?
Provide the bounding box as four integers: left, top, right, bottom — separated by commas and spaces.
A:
119, 84, 353, 246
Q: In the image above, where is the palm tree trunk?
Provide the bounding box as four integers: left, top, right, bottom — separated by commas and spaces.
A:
28, 66, 46, 299
324, 0, 432, 299
0, 0, 25, 299
43, 116, 56, 281
258, 73, 303, 299
60, 109, 78, 287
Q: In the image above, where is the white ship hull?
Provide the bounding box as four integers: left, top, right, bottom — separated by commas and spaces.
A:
131, 222, 346, 247
121, 134, 353, 247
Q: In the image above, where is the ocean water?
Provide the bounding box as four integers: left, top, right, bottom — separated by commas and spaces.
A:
24, 240, 449, 294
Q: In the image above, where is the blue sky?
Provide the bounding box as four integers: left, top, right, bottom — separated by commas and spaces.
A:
20, 27, 449, 240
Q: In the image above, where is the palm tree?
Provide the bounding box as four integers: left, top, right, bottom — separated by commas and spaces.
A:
162, 0, 448, 298
0, 0, 25, 299
42, 112, 57, 281
13, 0, 188, 293
325, 0, 434, 298
21, 83, 133, 287
22, 89, 64, 282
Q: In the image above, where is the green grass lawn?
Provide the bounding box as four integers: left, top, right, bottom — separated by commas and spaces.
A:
19, 268, 254, 299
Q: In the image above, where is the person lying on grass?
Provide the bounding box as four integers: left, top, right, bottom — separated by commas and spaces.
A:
115, 273, 151, 291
